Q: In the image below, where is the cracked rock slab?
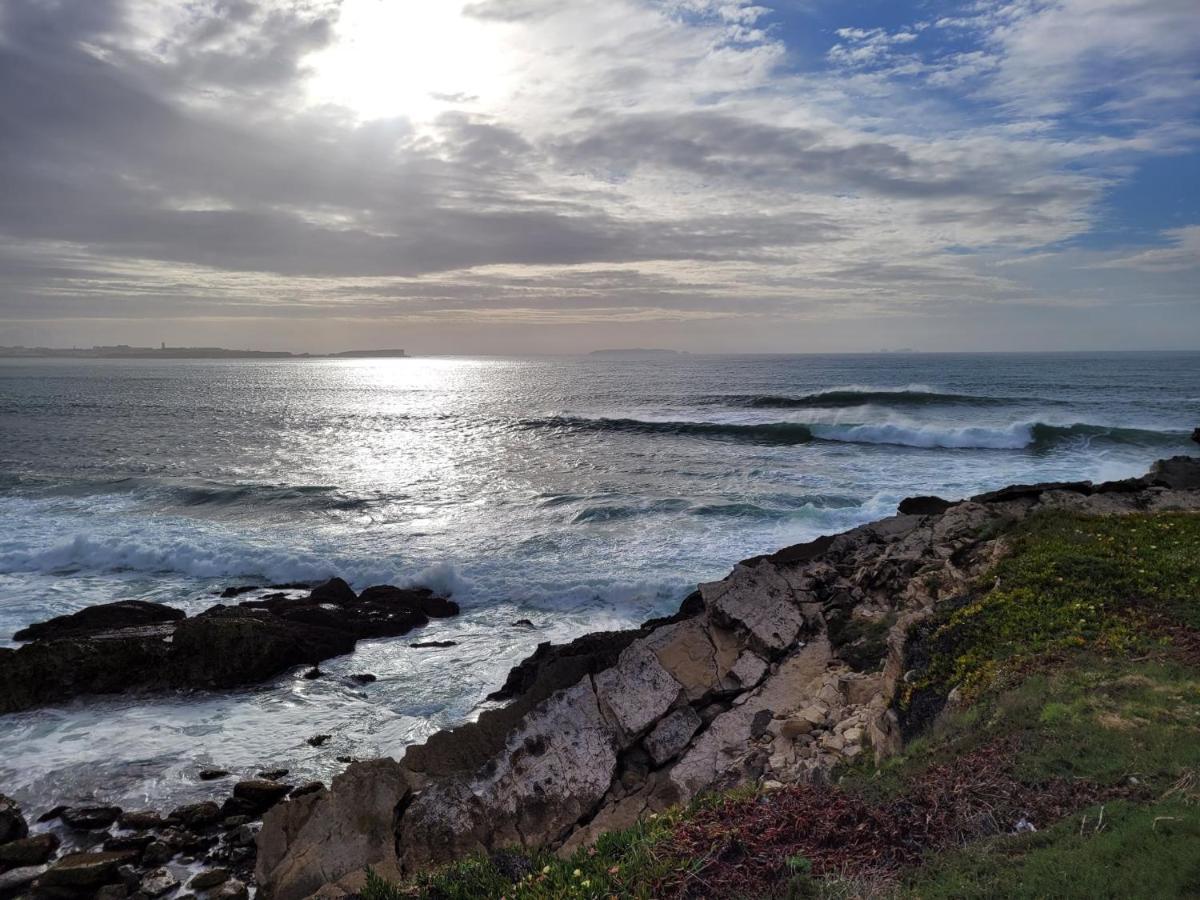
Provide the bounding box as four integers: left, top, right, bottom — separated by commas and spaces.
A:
593, 641, 682, 743
701, 562, 807, 654
398, 679, 620, 870
643, 706, 702, 767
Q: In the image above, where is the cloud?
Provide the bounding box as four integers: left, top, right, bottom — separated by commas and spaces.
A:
0, 0, 1196, 351
1096, 225, 1200, 272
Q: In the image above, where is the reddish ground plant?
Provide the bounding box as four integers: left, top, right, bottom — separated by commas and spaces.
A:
652, 739, 1120, 899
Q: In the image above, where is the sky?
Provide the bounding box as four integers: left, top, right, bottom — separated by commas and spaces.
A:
0, 0, 1197, 354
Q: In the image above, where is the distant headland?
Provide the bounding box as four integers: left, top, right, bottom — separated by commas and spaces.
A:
0, 345, 408, 360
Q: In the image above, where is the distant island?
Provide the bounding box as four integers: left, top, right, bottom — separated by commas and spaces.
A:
0, 345, 408, 360
588, 348, 686, 359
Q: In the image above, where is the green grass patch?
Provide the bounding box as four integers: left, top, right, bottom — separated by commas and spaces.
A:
913, 511, 1200, 700
906, 800, 1200, 899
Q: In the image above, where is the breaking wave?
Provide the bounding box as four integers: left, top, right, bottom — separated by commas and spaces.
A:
732, 389, 1022, 409
527, 416, 1185, 452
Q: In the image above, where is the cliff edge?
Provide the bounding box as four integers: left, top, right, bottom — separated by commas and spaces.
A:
255, 456, 1200, 900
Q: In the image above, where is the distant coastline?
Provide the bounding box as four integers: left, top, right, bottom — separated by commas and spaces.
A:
0, 345, 408, 360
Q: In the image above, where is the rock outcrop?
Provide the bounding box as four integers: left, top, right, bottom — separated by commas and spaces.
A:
0, 580, 458, 714
254, 456, 1200, 899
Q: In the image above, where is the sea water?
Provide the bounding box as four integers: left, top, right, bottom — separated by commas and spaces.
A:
1, 352, 1197, 812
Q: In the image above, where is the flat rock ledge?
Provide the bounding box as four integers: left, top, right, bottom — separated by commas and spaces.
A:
0, 580, 458, 714
247, 457, 1197, 899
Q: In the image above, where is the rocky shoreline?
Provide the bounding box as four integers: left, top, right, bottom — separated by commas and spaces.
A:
251, 456, 1200, 900
3, 456, 1199, 900
0, 579, 459, 714
0, 578, 461, 900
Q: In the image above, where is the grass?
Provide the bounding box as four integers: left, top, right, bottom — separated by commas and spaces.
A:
365, 510, 1200, 900
908, 511, 1200, 701
906, 799, 1200, 899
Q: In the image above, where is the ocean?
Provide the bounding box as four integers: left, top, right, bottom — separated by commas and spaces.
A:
1, 352, 1197, 812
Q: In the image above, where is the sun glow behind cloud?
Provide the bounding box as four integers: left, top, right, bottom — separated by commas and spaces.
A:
1, 0, 1198, 351
306, 0, 512, 121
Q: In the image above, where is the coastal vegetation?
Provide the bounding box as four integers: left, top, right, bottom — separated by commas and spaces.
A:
365, 510, 1200, 898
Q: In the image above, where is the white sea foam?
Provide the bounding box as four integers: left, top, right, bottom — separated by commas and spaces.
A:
0, 531, 400, 587
810, 421, 1036, 450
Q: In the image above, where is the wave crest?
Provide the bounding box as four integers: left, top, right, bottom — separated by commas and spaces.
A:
528, 416, 1185, 451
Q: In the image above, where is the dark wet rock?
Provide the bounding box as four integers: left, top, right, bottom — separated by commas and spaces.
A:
159, 828, 213, 855
61, 807, 122, 831
306, 735, 331, 747
971, 480, 1095, 504
0, 864, 47, 897
341, 587, 429, 637
0, 795, 27, 844
289, 783, 324, 799
197, 770, 229, 782
409, 640, 456, 648
0, 581, 454, 714
0, 626, 176, 715
1192, 427, 1200, 445
485, 629, 643, 704
349, 673, 376, 684
219, 817, 249, 831
228, 825, 257, 848
334, 756, 354, 764
1149, 455, 1200, 490
139, 868, 178, 898
102, 834, 155, 854
308, 578, 356, 606
170, 609, 355, 689
511, 618, 535, 628
188, 869, 229, 891
168, 802, 222, 829
117, 811, 163, 832
302, 667, 323, 680
38, 850, 139, 889
256, 770, 288, 781
0, 832, 59, 866
219, 586, 259, 600
35, 806, 67, 825
232, 780, 290, 813
218, 799, 256, 820
897, 495, 955, 516
140, 842, 174, 867
116, 864, 141, 889
95, 885, 129, 900
13, 601, 185, 643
